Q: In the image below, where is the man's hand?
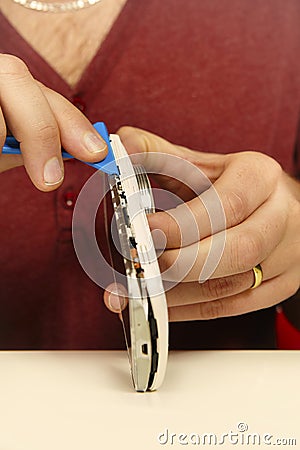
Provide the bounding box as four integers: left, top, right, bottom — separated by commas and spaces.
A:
0, 54, 107, 191
110, 126, 300, 322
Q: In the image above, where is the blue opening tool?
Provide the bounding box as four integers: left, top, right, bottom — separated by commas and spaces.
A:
2, 121, 119, 175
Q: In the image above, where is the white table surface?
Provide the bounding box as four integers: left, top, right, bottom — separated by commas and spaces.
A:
0, 350, 299, 450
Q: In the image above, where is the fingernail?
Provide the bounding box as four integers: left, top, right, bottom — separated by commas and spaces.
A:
84, 133, 107, 153
108, 293, 126, 312
44, 157, 64, 185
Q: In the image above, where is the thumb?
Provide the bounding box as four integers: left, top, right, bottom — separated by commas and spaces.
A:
117, 126, 202, 199
117, 126, 191, 169
117, 126, 225, 183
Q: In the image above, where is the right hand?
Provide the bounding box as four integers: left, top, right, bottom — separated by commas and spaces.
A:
0, 54, 108, 191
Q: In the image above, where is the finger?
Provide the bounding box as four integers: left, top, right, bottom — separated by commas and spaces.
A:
159, 189, 287, 282
118, 126, 226, 183
168, 272, 299, 321
40, 83, 107, 161
0, 55, 63, 190
0, 55, 107, 192
118, 126, 226, 247
103, 282, 128, 313
165, 271, 254, 307
148, 151, 282, 249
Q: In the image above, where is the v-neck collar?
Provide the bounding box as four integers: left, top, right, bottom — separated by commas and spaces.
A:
0, 0, 142, 97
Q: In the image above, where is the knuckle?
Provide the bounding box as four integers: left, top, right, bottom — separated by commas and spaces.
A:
0, 54, 29, 78
204, 276, 235, 299
231, 151, 282, 192
244, 150, 282, 180
59, 104, 80, 125
33, 122, 59, 146
199, 299, 226, 319
223, 189, 248, 226
234, 230, 263, 271
43, 88, 80, 123
257, 151, 282, 174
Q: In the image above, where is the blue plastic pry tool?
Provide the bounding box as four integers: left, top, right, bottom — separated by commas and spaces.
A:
2, 121, 119, 175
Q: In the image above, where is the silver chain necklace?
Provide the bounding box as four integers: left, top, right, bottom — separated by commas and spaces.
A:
12, 0, 103, 13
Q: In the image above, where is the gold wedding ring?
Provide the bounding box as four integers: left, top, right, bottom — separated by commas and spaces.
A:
251, 264, 263, 289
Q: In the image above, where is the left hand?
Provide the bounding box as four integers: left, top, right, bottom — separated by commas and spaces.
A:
114, 126, 300, 321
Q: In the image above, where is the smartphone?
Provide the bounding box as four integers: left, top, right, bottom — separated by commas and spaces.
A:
108, 134, 168, 392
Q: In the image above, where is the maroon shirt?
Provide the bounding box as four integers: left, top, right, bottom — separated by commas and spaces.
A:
0, 0, 299, 349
